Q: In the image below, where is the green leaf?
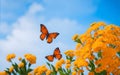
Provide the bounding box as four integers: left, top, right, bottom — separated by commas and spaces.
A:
42, 72, 46, 75
67, 69, 71, 74
98, 51, 102, 58
66, 56, 69, 59
4, 70, 11, 75
95, 57, 98, 60
11, 70, 16, 75
63, 68, 69, 75
69, 57, 73, 62
12, 63, 18, 72
58, 69, 65, 75
51, 64, 57, 74
89, 60, 95, 71
117, 52, 120, 57
28, 63, 31, 68
51, 71, 57, 75
109, 44, 116, 48
27, 68, 33, 73
19, 68, 23, 74
75, 39, 83, 45
100, 70, 107, 75
22, 59, 27, 72
81, 72, 84, 75
17, 69, 22, 74
22, 59, 26, 65
46, 62, 51, 69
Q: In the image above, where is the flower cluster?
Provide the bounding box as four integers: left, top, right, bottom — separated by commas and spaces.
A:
4, 53, 35, 75
0, 71, 8, 75
24, 53, 36, 64
55, 58, 65, 71
65, 59, 71, 69
6, 53, 16, 62
64, 50, 75, 57
34, 65, 52, 75
72, 22, 120, 75
18, 62, 24, 68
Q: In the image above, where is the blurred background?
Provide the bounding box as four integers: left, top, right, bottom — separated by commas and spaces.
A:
0, 0, 120, 73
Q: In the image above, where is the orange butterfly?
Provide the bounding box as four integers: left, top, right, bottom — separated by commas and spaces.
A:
40, 24, 59, 43
45, 47, 62, 62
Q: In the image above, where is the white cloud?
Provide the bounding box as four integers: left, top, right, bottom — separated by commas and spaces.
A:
28, 2, 44, 14
0, 2, 87, 71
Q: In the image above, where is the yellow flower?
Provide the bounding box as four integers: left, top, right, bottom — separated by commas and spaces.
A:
46, 70, 52, 75
28, 72, 32, 75
72, 71, 77, 75
59, 58, 65, 64
9, 66, 14, 72
66, 60, 71, 64
88, 72, 94, 75
72, 34, 79, 40
34, 65, 48, 75
18, 62, 24, 68
65, 64, 71, 69
55, 58, 65, 71
24, 54, 36, 64
76, 43, 82, 50
78, 69, 84, 75
6, 53, 16, 62
0, 71, 8, 75
18, 57, 22, 61
64, 50, 75, 57
71, 22, 120, 74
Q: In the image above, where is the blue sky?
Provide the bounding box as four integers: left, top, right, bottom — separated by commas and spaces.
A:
0, 0, 120, 73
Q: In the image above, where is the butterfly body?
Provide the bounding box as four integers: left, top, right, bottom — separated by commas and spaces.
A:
45, 47, 62, 62
40, 24, 59, 43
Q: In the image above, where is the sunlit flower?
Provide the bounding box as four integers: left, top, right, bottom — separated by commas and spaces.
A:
65, 64, 71, 69
64, 50, 75, 57
72, 34, 79, 40
34, 65, 48, 75
0, 71, 8, 75
18, 57, 22, 61
55, 58, 65, 71
9, 66, 14, 72
28, 72, 32, 75
73, 22, 120, 74
66, 60, 71, 64
6, 53, 16, 62
72, 71, 77, 75
18, 62, 24, 68
24, 54, 36, 64
88, 72, 94, 75
77, 69, 84, 75
46, 70, 52, 75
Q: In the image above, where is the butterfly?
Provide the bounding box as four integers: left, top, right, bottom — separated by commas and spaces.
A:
45, 47, 62, 62
40, 24, 59, 43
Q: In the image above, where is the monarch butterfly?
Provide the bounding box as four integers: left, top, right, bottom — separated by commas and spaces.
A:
45, 47, 62, 62
40, 24, 59, 43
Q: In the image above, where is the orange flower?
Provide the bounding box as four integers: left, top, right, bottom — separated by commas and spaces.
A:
88, 72, 94, 75
0, 71, 8, 75
24, 54, 36, 64
6, 53, 16, 62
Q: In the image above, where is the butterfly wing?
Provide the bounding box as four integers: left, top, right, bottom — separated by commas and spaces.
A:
55, 54, 62, 60
47, 33, 59, 43
53, 47, 60, 55
45, 55, 54, 62
53, 47, 62, 60
40, 24, 49, 40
